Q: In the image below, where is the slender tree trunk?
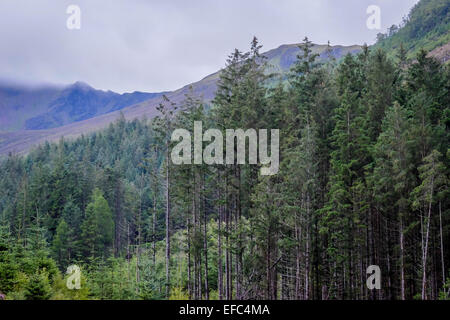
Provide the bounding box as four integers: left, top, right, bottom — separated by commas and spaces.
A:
399, 215, 405, 300
187, 215, 192, 299
203, 173, 209, 300
439, 201, 445, 286
136, 182, 142, 295
385, 219, 392, 300
152, 196, 156, 266
165, 149, 171, 298
295, 217, 301, 300
127, 222, 130, 282
266, 220, 271, 299
422, 178, 434, 300
236, 166, 242, 299
225, 174, 231, 300
192, 176, 197, 299
218, 197, 223, 300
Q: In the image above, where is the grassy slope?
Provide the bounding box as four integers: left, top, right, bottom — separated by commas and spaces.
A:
374, 0, 449, 58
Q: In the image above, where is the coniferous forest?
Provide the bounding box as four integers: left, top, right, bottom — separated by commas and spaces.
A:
0, 1, 449, 301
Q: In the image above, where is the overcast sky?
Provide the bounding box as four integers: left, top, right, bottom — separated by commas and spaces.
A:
0, 0, 419, 93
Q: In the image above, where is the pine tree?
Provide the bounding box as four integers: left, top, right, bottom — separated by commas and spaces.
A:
81, 188, 115, 258
52, 219, 71, 267
372, 102, 415, 299
154, 95, 177, 298
24, 272, 52, 300
412, 150, 448, 299
322, 53, 370, 299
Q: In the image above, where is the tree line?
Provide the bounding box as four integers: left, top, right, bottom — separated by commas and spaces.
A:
0, 36, 449, 300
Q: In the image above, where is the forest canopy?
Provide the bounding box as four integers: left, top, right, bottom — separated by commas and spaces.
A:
0, 35, 448, 300
1, 0, 450, 300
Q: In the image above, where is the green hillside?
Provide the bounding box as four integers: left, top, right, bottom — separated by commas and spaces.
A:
374, 0, 449, 57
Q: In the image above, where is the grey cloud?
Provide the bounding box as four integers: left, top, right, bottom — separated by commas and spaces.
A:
0, 0, 419, 93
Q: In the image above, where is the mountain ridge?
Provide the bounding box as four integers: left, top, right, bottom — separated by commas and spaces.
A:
0, 42, 362, 155
0, 81, 166, 132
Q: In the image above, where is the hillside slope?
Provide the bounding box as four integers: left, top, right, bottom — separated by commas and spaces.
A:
374, 0, 449, 57
0, 43, 362, 155
0, 81, 164, 131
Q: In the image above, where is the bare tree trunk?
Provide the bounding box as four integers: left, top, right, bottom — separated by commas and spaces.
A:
266, 223, 271, 300
385, 219, 392, 300
165, 149, 171, 298
225, 174, 231, 300
135, 244, 140, 295
295, 217, 301, 300
218, 199, 223, 300
187, 216, 192, 299
399, 215, 405, 300
422, 178, 434, 300
203, 173, 209, 300
305, 193, 311, 300
192, 178, 197, 299
236, 166, 242, 300
136, 193, 141, 295
152, 196, 156, 266
439, 201, 445, 286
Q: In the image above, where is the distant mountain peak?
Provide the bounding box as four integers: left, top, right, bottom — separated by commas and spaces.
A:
70, 81, 92, 91
0, 81, 164, 131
